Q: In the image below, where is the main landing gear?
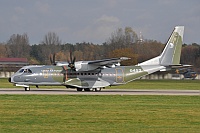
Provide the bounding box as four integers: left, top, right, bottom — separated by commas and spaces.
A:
24, 85, 39, 91
76, 88, 102, 92
94, 88, 101, 92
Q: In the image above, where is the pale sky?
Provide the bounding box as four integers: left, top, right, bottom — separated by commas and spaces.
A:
0, 0, 200, 44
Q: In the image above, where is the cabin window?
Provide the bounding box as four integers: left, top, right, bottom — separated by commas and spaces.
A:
19, 69, 32, 73
28, 69, 32, 73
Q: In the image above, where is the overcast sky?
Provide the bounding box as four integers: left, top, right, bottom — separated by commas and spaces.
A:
0, 0, 200, 44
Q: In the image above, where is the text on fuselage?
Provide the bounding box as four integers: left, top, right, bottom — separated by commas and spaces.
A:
130, 69, 142, 73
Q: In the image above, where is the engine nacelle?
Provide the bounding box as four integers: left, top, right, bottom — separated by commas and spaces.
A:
75, 61, 99, 71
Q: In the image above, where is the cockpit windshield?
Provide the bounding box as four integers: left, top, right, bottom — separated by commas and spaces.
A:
18, 69, 24, 73
18, 69, 32, 73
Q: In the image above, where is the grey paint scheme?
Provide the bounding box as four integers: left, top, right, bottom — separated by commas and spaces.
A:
9, 26, 185, 90
10, 65, 130, 88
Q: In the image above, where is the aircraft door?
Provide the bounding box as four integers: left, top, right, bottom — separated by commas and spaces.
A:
115, 68, 124, 83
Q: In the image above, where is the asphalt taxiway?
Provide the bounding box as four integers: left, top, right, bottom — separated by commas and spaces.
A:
0, 88, 199, 95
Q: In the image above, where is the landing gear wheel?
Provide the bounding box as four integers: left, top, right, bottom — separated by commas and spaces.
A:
84, 88, 90, 92
95, 88, 101, 92
24, 87, 30, 91
77, 88, 83, 91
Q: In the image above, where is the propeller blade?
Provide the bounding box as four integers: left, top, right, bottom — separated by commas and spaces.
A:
72, 56, 76, 64
50, 55, 53, 64
70, 51, 73, 63
53, 53, 56, 65
67, 51, 76, 71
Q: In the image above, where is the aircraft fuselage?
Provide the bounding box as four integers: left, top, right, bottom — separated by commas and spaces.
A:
9, 65, 148, 90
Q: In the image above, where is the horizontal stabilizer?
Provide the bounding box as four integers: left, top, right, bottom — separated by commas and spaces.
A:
170, 64, 192, 69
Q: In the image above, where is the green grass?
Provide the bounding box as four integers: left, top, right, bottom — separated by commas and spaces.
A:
1, 78, 200, 90
0, 95, 200, 133
0, 78, 13, 88
108, 80, 200, 90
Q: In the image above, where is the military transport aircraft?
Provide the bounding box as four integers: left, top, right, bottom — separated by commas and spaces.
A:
9, 26, 185, 91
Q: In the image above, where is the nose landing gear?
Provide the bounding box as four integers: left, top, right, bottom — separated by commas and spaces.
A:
24, 87, 30, 91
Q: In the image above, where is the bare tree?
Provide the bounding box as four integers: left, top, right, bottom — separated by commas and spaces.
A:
6, 33, 30, 58
42, 32, 61, 46
41, 32, 62, 64
124, 27, 138, 47
106, 27, 138, 51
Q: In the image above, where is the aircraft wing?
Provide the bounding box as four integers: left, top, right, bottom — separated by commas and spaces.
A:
87, 57, 130, 66
56, 57, 130, 71
75, 57, 130, 71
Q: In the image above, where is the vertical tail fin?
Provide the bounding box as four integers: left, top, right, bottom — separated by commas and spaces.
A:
137, 26, 184, 66
160, 26, 184, 66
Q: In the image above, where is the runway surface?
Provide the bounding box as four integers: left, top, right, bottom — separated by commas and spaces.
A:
0, 88, 199, 95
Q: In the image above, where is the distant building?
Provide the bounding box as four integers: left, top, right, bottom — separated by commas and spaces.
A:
0, 58, 28, 72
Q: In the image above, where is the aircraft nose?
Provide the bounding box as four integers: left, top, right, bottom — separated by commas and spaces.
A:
8, 77, 11, 83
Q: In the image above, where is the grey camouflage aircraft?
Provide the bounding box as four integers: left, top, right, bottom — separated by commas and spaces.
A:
9, 26, 185, 91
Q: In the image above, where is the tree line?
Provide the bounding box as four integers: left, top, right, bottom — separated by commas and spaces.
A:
0, 27, 200, 72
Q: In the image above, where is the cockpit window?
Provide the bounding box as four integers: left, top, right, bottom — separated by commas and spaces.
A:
18, 69, 24, 73
18, 69, 32, 73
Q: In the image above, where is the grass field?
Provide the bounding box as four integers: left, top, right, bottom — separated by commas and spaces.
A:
1, 78, 200, 90
108, 79, 200, 90
1, 79, 200, 132
0, 95, 200, 133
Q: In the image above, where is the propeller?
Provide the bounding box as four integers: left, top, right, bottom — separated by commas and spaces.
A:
68, 51, 76, 71
50, 53, 56, 65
